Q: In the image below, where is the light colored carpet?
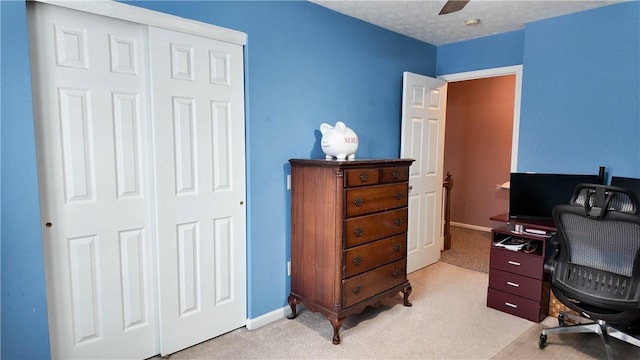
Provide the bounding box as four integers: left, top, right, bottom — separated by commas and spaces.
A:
493, 316, 640, 359
158, 227, 640, 359
161, 262, 535, 359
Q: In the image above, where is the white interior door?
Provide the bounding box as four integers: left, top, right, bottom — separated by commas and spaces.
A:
149, 26, 247, 356
28, 3, 158, 358
400, 71, 448, 273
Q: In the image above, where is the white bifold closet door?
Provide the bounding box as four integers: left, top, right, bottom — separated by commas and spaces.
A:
150, 26, 247, 355
27, 2, 246, 358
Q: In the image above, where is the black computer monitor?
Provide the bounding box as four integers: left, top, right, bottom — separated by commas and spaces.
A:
509, 172, 600, 222
610, 176, 640, 201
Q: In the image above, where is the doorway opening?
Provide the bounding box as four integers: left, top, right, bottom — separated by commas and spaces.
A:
439, 66, 522, 231
437, 66, 521, 272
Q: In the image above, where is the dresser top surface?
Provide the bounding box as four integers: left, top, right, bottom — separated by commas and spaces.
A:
289, 158, 414, 168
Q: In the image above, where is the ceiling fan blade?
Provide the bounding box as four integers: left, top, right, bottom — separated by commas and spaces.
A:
439, 0, 470, 15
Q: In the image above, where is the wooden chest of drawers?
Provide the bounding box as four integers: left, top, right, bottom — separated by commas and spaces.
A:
287, 159, 414, 344
487, 224, 551, 322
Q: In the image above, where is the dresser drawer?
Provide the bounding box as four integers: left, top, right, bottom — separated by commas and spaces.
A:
380, 167, 409, 183
344, 208, 408, 248
490, 247, 543, 279
345, 183, 408, 217
345, 168, 380, 187
344, 234, 406, 277
489, 268, 543, 302
487, 288, 544, 322
342, 260, 406, 308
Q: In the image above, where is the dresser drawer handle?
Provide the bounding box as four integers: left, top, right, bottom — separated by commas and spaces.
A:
507, 261, 521, 266
393, 243, 402, 252
352, 255, 364, 265
506, 281, 520, 288
392, 268, 403, 277
359, 172, 369, 182
394, 192, 403, 200
394, 218, 404, 226
353, 226, 364, 237
505, 302, 518, 309
352, 286, 362, 294
353, 198, 364, 207
392, 171, 400, 179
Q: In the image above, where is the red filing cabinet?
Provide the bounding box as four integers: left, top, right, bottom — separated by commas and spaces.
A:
487, 222, 553, 322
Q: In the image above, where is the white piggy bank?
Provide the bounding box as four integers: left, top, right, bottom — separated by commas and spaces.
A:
320, 121, 358, 160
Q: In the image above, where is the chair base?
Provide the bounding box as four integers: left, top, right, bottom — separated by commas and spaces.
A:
539, 312, 640, 360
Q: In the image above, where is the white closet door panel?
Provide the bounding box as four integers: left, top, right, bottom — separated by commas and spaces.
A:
211, 100, 232, 190
150, 26, 246, 356
58, 88, 95, 202
213, 217, 234, 303
113, 92, 144, 198
176, 221, 201, 315
119, 228, 149, 329
173, 97, 198, 194
28, 3, 157, 358
68, 235, 101, 343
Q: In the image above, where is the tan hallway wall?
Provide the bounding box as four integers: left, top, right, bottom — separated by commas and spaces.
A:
443, 75, 515, 229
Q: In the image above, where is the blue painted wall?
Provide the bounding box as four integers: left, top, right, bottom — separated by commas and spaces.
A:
437, 2, 640, 178
1, 1, 51, 359
0, 2, 3, 356
1, 1, 435, 357
436, 29, 525, 75
0, 1, 3, 356
518, 2, 640, 176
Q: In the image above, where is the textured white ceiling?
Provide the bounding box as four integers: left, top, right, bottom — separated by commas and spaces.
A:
311, 0, 625, 45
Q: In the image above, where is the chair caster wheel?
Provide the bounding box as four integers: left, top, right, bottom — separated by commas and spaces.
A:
539, 334, 547, 349
558, 314, 566, 327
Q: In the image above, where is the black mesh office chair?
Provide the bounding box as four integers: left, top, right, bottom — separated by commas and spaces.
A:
539, 184, 640, 360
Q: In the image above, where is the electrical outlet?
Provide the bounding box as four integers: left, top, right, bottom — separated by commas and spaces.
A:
287, 261, 291, 276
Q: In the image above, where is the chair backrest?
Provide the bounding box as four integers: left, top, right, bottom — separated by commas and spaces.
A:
572, 183, 638, 217
554, 184, 640, 278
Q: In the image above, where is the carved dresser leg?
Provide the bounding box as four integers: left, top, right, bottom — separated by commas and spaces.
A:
287, 295, 298, 319
329, 317, 345, 345
402, 284, 413, 307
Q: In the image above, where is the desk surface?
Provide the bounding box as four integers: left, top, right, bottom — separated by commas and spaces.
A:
490, 213, 557, 231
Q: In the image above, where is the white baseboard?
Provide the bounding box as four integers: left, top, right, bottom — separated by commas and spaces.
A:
245, 304, 293, 330
450, 222, 492, 232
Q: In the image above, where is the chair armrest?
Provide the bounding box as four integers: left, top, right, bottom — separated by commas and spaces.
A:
544, 234, 561, 274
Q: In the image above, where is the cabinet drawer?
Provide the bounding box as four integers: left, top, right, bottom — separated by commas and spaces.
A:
344, 208, 408, 248
345, 168, 380, 187
490, 247, 543, 279
342, 260, 406, 308
344, 234, 406, 277
489, 268, 543, 302
487, 288, 544, 322
380, 167, 408, 183
345, 183, 408, 217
